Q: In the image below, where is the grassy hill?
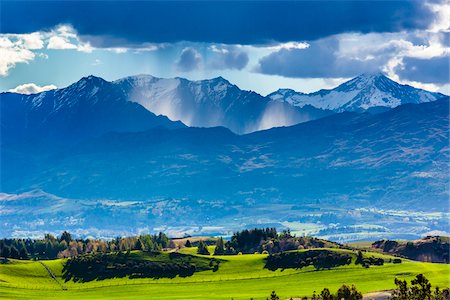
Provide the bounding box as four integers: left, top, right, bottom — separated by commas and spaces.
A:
0, 248, 449, 299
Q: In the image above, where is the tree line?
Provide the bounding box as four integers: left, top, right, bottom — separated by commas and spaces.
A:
191, 228, 342, 256
0, 231, 172, 260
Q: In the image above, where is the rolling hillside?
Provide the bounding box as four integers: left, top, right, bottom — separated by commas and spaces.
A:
0, 249, 449, 299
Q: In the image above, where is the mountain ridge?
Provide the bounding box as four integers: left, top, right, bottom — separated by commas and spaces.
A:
3, 97, 448, 210
268, 73, 446, 112
0, 76, 185, 147
112, 74, 331, 133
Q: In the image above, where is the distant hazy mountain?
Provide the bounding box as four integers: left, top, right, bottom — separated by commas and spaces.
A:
113, 74, 333, 133
268, 73, 446, 112
0, 76, 184, 146
4, 98, 448, 212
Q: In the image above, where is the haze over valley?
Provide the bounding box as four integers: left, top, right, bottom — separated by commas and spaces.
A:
2, 73, 448, 241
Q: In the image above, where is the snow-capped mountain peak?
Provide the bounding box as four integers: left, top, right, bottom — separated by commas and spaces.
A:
268, 88, 305, 103
268, 73, 446, 112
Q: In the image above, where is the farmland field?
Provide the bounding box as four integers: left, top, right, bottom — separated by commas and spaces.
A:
0, 248, 449, 299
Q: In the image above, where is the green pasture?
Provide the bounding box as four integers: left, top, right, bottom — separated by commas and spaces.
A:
0, 248, 448, 299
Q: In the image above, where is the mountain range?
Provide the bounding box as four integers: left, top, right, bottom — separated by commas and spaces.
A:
112, 74, 332, 133
268, 72, 445, 112
1, 76, 184, 147
1, 73, 448, 239
2, 73, 444, 142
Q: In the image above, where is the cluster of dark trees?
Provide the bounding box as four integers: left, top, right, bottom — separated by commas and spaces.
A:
268, 284, 362, 300
0, 231, 172, 260
354, 250, 384, 268
391, 274, 450, 300
199, 228, 341, 255
264, 250, 352, 271
62, 251, 216, 282
197, 240, 210, 255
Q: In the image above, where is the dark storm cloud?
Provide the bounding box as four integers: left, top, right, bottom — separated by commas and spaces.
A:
396, 56, 450, 84
176, 48, 202, 72
1, 1, 436, 46
208, 47, 249, 70
255, 37, 386, 78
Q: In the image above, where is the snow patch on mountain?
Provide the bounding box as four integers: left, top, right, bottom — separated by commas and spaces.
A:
268, 73, 446, 112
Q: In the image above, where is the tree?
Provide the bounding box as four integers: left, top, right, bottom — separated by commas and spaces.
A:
320, 288, 333, 300
185, 240, 192, 247
60, 231, 72, 244
410, 274, 432, 300
336, 284, 362, 300
19, 246, 28, 259
156, 232, 170, 248
391, 278, 410, 300
1, 246, 11, 258
197, 240, 210, 255
269, 291, 279, 300
44, 234, 57, 243
349, 285, 363, 300
355, 251, 364, 265
214, 237, 225, 255
45, 240, 55, 258
391, 275, 433, 300
134, 239, 143, 250
10, 246, 20, 259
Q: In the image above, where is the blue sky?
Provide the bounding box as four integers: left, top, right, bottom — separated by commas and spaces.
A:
1, 1, 449, 95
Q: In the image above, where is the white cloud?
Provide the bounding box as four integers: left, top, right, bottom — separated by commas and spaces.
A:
18, 32, 45, 50
47, 25, 93, 53
47, 36, 78, 50
267, 41, 310, 51
0, 25, 95, 76
8, 83, 57, 94
209, 45, 229, 53
425, 1, 450, 33
0, 37, 36, 76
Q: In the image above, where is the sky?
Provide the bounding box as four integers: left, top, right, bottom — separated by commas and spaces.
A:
0, 0, 449, 96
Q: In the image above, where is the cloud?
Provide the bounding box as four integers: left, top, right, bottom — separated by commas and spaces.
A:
47, 36, 77, 50
8, 83, 57, 94
425, 0, 450, 33
394, 56, 449, 84
0, 25, 94, 76
176, 47, 202, 72
46, 25, 93, 52
16, 32, 45, 50
1, 1, 437, 45
256, 36, 383, 78
208, 46, 249, 70
255, 31, 450, 83
266, 42, 310, 51
0, 36, 37, 76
